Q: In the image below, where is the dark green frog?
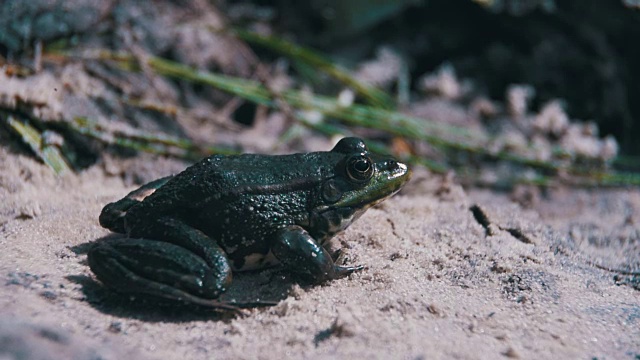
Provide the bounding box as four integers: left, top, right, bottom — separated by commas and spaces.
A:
88, 137, 410, 311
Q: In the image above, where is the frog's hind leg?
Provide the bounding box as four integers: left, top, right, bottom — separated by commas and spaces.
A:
88, 238, 240, 313
89, 216, 236, 310
99, 176, 173, 233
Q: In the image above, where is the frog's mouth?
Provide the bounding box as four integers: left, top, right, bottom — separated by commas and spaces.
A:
332, 160, 411, 210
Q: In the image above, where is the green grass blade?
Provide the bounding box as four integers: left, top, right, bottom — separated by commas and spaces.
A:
62, 49, 640, 186
231, 28, 395, 110
69, 117, 238, 160
4, 114, 71, 174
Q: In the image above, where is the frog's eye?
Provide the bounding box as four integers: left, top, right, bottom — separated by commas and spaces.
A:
346, 154, 373, 183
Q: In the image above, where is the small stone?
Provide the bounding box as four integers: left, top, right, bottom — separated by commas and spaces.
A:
426, 303, 441, 316
329, 316, 356, 338
39, 290, 57, 301
503, 346, 520, 358
506, 84, 534, 117
108, 322, 122, 333
16, 202, 41, 220
271, 300, 290, 317
225, 323, 245, 336
288, 284, 305, 300
419, 63, 464, 99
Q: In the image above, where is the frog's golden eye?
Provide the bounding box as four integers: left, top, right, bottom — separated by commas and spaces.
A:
346, 154, 373, 182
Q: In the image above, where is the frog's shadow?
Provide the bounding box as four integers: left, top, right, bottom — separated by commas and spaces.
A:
68, 235, 296, 322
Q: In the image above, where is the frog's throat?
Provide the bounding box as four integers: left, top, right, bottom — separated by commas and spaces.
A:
308, 206, 364, 245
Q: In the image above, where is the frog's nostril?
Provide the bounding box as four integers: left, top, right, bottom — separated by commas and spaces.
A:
381, 160, 410, 179
383, 160, 402, 171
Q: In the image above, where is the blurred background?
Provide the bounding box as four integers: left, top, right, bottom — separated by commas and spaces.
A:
1, 0, 639, 186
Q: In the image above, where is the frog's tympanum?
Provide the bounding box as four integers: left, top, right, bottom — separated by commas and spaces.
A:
88, 137, 410, 311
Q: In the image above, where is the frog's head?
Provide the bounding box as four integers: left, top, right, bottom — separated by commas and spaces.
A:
309, 137, 411, 242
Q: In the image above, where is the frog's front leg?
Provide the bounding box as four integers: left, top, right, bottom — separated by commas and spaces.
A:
270, 225, 363, 282
88, 217, 237, 311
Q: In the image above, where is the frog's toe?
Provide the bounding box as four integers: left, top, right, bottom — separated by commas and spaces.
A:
330, 248, 343, 262
333, 264, 364, 278
180, 296, 246, 315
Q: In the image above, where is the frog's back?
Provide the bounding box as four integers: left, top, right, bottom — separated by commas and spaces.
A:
117, 151, 342, 230
191, 152, 341, 191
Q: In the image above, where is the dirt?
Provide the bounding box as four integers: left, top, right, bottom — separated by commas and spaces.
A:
1, 149, 638, 360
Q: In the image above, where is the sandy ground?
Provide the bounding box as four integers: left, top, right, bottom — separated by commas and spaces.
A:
1, 147, 638, 360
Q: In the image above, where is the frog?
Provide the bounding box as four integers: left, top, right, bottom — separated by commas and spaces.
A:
88, 137, 411, 312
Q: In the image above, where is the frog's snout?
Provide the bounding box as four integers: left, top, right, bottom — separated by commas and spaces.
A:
379, 158, 411, 181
